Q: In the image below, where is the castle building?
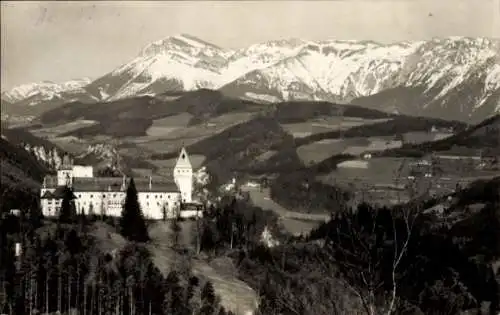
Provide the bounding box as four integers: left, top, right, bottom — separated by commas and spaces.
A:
40, 148, 196, 220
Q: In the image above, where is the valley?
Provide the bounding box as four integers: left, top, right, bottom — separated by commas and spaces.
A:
3, 90, 497, 216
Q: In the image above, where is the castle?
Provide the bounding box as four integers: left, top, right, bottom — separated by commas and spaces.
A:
40, 147, 198, 220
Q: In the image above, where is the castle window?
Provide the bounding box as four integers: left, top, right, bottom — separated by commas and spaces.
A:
90, 194, 93, 198
146, 195, 149, 199
78, 194, 82, 198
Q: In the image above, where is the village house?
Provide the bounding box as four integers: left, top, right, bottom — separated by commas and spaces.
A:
40, 147, 199, 220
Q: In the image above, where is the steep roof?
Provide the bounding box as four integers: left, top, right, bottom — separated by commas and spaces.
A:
71, 177, 179, 193
174, 147, 192, 169
43, 174, 179, 192
41, 187, 76, 199
42, 176, 179, 194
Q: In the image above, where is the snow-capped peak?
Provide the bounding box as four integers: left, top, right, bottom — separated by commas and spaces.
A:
140, 33, 228, 58
1, 78, 92, 104
6, 35, 499, 122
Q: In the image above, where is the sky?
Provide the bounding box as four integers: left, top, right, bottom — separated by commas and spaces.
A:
1, 0, 500, 90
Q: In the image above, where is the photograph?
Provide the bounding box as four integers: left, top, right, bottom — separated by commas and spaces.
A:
1, 1, 499, 314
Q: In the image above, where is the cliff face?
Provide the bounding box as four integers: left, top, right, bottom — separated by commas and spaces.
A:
22, 143, 64, 170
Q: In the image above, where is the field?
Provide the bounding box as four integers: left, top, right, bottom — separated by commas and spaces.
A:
146, 113, 193, 137
365, 137, 403, 152
296, 138, 369, 165
281, 117, 391, 138
139, 112, 256, 155
32, 120, 100, 137
242, 186, 330, 223
317, 155, 500, 205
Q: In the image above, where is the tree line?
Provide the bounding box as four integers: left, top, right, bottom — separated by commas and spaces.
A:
233, 182, 500, 315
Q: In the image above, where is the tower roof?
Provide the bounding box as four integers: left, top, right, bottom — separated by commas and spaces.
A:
174, 147, 192, 169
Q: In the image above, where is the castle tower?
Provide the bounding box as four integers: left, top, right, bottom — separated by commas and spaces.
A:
57, 154, 74, 186
173, 147, 193, 203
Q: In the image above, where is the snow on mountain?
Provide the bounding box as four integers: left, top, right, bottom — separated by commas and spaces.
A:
91, 35, 498, 116
1, 78, 93, 105
88, 34, 233, 101
222, 40, 422, 101
5, 34, 500, 122
220, 37, 500, 121
224, 38, 499, 101
218, 38, 309, 85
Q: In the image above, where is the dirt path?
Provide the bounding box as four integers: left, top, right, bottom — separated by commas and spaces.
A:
147, 222, 258, 315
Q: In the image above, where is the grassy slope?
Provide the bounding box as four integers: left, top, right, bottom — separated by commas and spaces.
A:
38, 90, 265, 138
295, 115, 467, 147
88, 221, 258, 315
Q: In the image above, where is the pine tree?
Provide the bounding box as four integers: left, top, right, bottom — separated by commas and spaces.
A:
199, 281, 217, 315
170, 216, 182, 251
120, 178, 150, 242
59, 186, 76, 224
163, 270, 184, 314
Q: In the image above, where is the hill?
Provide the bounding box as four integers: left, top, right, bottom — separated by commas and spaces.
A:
382, 114, 500, 157
295, 115, 466, 147
35, 90, 265, 138
151, 115, 303, 182
0, 137, 48, 212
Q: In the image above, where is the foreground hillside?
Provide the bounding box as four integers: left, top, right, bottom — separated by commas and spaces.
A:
235, 177, 500, 315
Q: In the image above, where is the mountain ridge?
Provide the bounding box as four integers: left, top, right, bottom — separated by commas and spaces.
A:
2, 35, 500, 123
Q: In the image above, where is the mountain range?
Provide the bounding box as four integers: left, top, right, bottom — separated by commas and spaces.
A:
2, 34, 500, 122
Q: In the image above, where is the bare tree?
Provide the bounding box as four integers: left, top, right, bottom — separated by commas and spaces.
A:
323, 202, 419, 315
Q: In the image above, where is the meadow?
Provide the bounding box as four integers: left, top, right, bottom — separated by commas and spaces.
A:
296, 138, 369, 165
280, 116, 390, 138
139, 112, 257, 155
32, 120, 100, 138
318, 157, 416, 189
145, 113, 193, 137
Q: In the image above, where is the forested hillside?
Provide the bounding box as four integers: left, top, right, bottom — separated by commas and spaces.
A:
0, 138, 48, 213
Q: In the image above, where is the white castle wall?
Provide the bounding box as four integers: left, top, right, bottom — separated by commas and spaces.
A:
72, 165, 93, 177
42, 148, 194, 220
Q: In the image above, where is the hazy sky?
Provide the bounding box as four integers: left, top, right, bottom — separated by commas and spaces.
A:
2, 0, 500, 90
